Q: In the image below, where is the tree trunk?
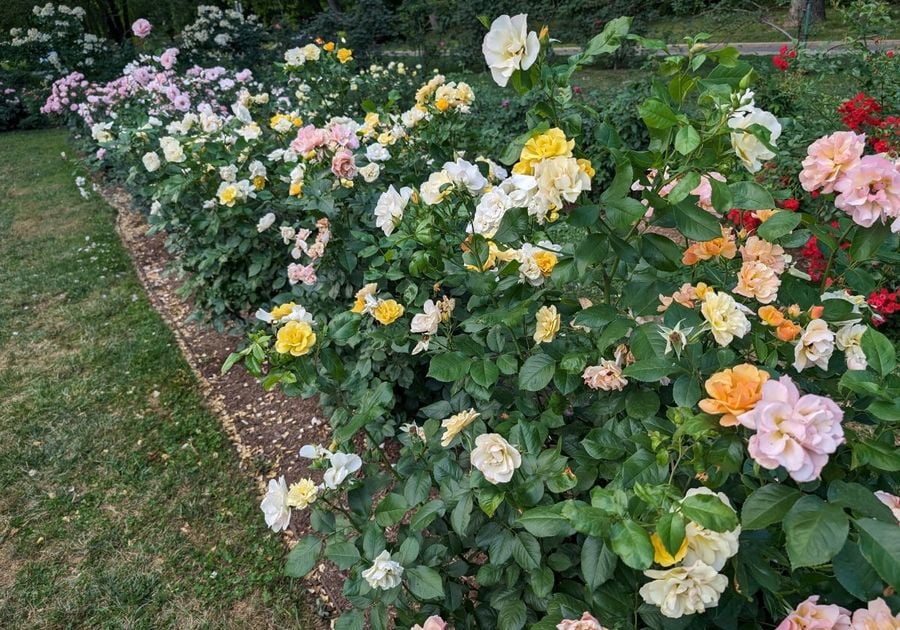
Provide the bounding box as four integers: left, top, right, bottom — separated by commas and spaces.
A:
789, 0, 826, 26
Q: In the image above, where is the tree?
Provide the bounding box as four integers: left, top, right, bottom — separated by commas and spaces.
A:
789, 0, 826, 27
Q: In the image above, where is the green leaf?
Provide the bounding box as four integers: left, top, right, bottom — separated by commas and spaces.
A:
783, 496, 849, 569
853, 439, 900, 471
404, 471, 431, 506
675, 125, 701, 155
396, 536, 420, 566
518, 505, 574, 537
498, 600, 527, 630
757, 211, 802, 241
681, 492, 738, 532
493, 206, 529, 243
374, 493, 409, 527
427, 352, 468, 383
410, 500, 445, 531
827, 480, 896, 522
512, 531, 542, 570
834, 540, 885, 601
610, 520, 654, 570
849, 221, 891, 261
709, 176, 733, 214
742, 485, 802, 530
518, 354, 557, 392
571, 304, 617, 329
855, 518, 900, 588
673, 200, 722, 241
730, 181, 775, 209
334, 610, 365, 630
581, 536, 617, 589
656, 512, 686, 555
638, 98, 679, 129
285, 535, 321, 577
530, 565, 554, 599
325, 540, 360, 569
668, 172, 702, 205
451, 494, 473, 536
861, 328, 896, 376
470, 358, 500, 388
407, 565, 444, 600
622, 357, 681, 382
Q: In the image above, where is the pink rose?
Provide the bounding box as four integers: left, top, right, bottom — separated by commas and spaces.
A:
290, 125, 326, 154
327, 123, 360, 150
738, 376, 844, 482
96, 148, 106, 160
132, 18, 152, 38
800, 131, 865, 193
287, 263, 316, 286
235, 69, 253, 82
160, 47, 179, 69
331, 149, 357, 179
849, 598, 900, 629
557, 612, 608, 630
172, 94, 191, 112
411, 616, 447, 630
834, 155, 900, 230
777, 596, 851, 629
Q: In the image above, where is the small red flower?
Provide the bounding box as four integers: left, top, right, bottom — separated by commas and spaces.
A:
782, 198, 800, 211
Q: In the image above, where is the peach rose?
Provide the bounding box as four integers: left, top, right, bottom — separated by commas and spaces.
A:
775, 596, 851, 630
777, 320, 802, 342
740, 235, 787, 274
758, 305, 785, 326
734, 260, 781, 304
557, 612, 608, 630
799, 131, 865, 193
699, 363, 770, 426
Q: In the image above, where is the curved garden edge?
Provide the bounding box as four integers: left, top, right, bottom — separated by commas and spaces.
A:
95, 175, 348, 623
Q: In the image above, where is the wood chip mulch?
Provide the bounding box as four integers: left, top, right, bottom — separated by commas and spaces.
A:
99, 181, 349, 625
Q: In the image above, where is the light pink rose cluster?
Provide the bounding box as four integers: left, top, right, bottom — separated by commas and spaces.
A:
834, 155, 900, 230
410, 616, 446, 630
326, 123, 360, 150
738, 376, 844, 482
131, 18, 152, 38
331, 149, 358, 179
287, 262, 316, 286
557, 611, 608, 630
290, 125, 327, 154
800, 131, 865, 194
777, 597, 900, 630
800, 131, 900, 231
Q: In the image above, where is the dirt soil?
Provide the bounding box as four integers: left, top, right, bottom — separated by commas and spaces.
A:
100, 183, 348, 623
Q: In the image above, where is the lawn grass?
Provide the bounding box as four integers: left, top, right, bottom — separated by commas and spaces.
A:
0, 129, 310, 628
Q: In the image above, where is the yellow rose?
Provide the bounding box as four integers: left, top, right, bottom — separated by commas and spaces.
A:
364, 111, 380, 127
287, 478, 318, 509
275, 320, 316, 356
377, 131, 395, 146
252, 175, 266, 190
289, 180, 303, 197
533, 305, 561, 344
271, 302, 296, 321
435, 98, 450, 112
218, 185, 238, 206
441, 408, 479, 447
269, 113, 285, 129
351, 283, 378, 313
372, 299, 404, 325
577, 158, 595, 179
757, 305, 784, 326
698, 363, 769, 427
292, 115, 303, 127
651, 532, 689, 567
533, 250, 558, 276
336, 48, 353, 64
514, 128, 574, 175
323, 41, 335, 52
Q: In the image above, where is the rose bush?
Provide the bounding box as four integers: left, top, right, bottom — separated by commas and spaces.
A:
234, 15, 899, 630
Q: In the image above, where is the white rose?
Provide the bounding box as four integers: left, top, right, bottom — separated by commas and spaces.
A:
260, 476, 291, 532
322, 451, 362, 489
420, 170, 453, 205
410, 299, 442, 335
793, 318, 835, 372
701, 290, 751, 346
482, 14, 540, 87
373, 185, 412, 236
471, 433, 521, 484
360, 162, 380, 183
159, 136, 185, 163
639, 561, 728, 619
361, 550, 404, 590
284, 47, 305, 66
470, 187, 512, 237
728, 106, 781, 173
219, 165, 237, 182
256, 212, 276, 232
366, 143, 391, 162
142, 151, 160, 172
835, 322, 868, 370
444, 158, 488, 195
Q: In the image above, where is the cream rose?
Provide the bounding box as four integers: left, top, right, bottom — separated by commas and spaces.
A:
471, 433, 521, 484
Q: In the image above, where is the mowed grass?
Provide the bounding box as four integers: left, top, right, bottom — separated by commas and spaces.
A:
0, 129, 309, 628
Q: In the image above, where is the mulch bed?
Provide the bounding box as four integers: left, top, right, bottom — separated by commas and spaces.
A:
99, 182, 348, 624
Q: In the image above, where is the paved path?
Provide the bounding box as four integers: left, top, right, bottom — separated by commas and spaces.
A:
386, 39, 899, 57
564, 39, 899, 56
